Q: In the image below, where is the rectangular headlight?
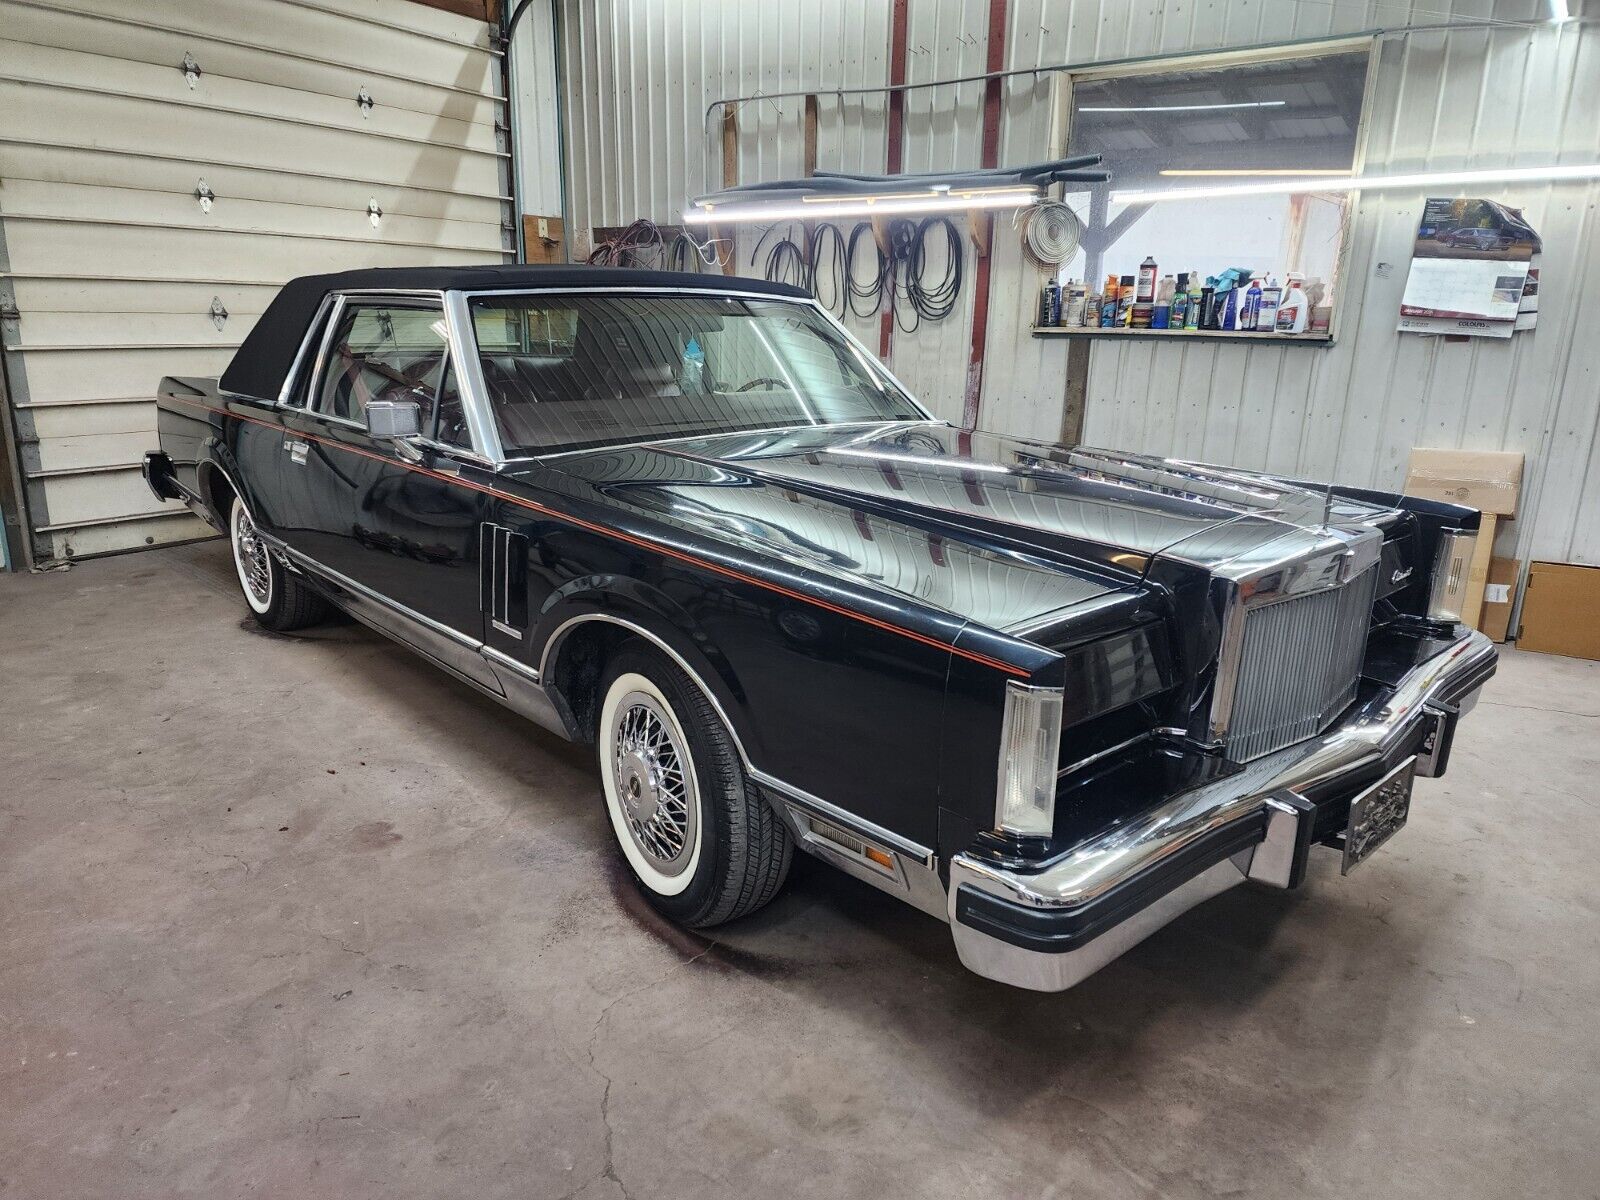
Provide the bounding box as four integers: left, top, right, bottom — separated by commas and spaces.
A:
1427, 529, 1477, 623
994, 681, 1064, 838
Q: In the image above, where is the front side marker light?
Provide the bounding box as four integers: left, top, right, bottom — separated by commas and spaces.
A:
995, 682, 1065, 837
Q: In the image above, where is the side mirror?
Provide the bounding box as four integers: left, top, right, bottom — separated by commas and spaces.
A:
365, 400, 422, 441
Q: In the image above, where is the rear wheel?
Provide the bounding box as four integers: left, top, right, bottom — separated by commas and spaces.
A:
598, 645, 792, 927
229, 496, 329, 631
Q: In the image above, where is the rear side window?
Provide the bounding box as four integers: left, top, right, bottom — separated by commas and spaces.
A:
312, 303, 448, 426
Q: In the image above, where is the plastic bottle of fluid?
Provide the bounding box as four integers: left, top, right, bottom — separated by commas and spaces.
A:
1239, 277, 1264, 331
1099, 275, 1119, 327
1137, 257, 1158, 303
1152, 275, 1176, 328
1064, 279, 1087, 327
1170, 274, 1190, 330
1117, 275, 1137, 326
1186, 271, 1202, 329
1258, 277, 1282, 332
1100, 274, 1120, 327
1276, 275, 1309, 333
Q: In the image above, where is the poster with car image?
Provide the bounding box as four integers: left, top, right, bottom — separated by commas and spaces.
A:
1399, 198, 1542, 338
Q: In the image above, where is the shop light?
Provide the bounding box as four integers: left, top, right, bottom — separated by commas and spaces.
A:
1549, 0, 1571, 20
1114, 162, 1600, 204
1081, 100, 1286, 113
683, 185, 1040, 225
1159, 168, 1355, 177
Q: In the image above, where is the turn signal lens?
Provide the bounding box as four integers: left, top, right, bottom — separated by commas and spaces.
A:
995, 682, 1064, 837
1427, 530, 1477, 623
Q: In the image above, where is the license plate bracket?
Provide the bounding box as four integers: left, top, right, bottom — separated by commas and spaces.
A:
1339, 757, 1416, 874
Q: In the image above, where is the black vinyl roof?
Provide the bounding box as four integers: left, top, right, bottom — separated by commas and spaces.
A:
219, 264, 810, 402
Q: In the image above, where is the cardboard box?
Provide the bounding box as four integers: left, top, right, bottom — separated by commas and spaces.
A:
1516, 561, 1600, 661
1477, 556, 1520, 643
1404, 448, 1524, 516
1458, 514, 1498, 630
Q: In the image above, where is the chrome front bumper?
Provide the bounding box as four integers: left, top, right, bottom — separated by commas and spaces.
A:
948, 630, 1498, 992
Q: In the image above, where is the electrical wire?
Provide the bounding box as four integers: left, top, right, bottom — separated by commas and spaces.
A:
1022, 201, 1085, 268
587, 219, 721, 271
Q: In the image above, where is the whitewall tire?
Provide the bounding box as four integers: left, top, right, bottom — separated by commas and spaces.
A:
226, 495, 330, 632
595, 644, 794, 927
600, 671, 704, 896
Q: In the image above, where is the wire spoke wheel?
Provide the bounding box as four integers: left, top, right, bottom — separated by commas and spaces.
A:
231, 501, 273, 612
610, 691, 698, 877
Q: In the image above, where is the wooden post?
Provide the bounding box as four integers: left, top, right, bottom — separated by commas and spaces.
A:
521, 214, 565, 264
879, 0, 909, 358
962, 0, 1009, 430
800, 93, 819, 264
715, 108, 739, 275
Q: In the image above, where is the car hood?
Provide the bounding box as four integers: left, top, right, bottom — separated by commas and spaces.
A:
537, 421, 1397, 639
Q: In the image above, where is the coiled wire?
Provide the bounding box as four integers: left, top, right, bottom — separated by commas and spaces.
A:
580, 215, 965, 329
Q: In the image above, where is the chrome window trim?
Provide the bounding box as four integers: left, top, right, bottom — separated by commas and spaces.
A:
275, 293, 340, 408
443, 289, 505, 462
292, 291, 494, 463
296, 293, 346, 414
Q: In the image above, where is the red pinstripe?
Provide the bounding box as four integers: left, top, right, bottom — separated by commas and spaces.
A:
176, 398, 1031, 678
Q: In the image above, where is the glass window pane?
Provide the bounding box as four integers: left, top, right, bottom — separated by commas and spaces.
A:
432, 361, 471, 448
314, 304, 448, 425
468, 294, 924, 454
1064, 51, 1368, 304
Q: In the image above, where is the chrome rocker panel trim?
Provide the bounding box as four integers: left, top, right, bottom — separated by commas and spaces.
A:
948, 630, 1498, 993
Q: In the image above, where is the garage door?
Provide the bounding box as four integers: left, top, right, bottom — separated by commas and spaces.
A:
0, 0, 512, 564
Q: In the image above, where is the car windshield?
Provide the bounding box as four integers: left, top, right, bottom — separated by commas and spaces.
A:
467, 293, 926, 454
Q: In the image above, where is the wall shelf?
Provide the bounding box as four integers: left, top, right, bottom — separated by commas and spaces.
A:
1031, 325, 1333, 346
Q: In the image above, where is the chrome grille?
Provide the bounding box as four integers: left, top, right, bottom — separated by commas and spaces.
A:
1226, 565, 1378, 763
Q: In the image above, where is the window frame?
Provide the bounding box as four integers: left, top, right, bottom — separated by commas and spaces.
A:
1047, 35, 1381, 345
306, 295, 449, 430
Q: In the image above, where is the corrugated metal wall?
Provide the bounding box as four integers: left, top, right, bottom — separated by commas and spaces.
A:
555, 0, 1600, 565
0, 0, 513, 564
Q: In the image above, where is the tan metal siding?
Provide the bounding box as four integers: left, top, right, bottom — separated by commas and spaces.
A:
0, 0, 512, 563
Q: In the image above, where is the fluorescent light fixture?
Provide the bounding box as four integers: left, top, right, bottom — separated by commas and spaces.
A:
1159, 168, 1355, 177
1113, 162, 1600, 204
1081, 100, 1287, 113
684, 185, 1039, 225
1550, 0, 1571, 19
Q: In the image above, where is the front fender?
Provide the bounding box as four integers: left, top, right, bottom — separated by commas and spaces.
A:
533, 575, 758, 761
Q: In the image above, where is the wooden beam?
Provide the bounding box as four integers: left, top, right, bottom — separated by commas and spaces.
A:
966, 210, 991, 259
521, 214, 565, 265
802, 94, 819, 260
718, 108, 739, 275
402, 0, 491, 21
803, 94, 819, 177
879, 0, 910, 358
962, 0, 1009, 431
721, 108, 739, 190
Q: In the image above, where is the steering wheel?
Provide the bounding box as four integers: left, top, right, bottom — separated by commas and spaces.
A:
735, 377, 789, 392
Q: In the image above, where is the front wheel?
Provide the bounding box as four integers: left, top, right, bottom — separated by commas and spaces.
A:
228, 496, 329, 631
598, 645, 792, 927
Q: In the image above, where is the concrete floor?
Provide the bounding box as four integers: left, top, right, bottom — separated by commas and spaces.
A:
2, 541, 1597, 1200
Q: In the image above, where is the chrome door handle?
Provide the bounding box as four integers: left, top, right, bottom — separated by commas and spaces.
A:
284, 438, 309, 465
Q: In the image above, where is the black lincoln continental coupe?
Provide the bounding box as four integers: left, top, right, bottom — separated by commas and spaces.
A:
145, 265, 1496, 991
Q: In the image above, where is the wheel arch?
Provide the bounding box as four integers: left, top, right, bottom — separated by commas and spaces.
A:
196, 448, 249, 531
537, 599, 756, 772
